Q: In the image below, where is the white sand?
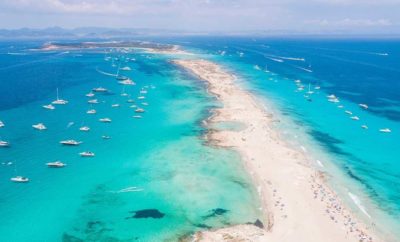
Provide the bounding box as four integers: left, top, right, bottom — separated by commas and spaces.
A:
173, 59, 381, 242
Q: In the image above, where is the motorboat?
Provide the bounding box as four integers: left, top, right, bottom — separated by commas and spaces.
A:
87, 109, 97, 114
137, 96, 145, 100
111, 104, 120, 108
379, 128, 391, 133
120, 66, 131, 71
60, 140, 82, 146
135, 108, 145, 113
86, 92, 95, 97
350, 116, 360, 120
132, 115, 142, 119
127, 99, 135, 103
345, 110, 353, 115
101, 135, 111, 139
99, 118, 112, 123
359, 104, 369, 109
88, 99, 99, 104
43, 104, 55, 110
80, 151, 95, 157
0, 140, 10, 147
10, 176, 29, 183
92, 87, 108, 92
79, 126, 90, 132
118, 79, 135, 85
46, 161, 67, 168
0, 120, 4, 128
32, 123, 47, 130
361, 125, 368, 129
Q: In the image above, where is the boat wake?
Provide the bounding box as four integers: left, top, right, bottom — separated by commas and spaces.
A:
96, 67, 117, 77
110, 186, 144, 193
348, 192, 371, 218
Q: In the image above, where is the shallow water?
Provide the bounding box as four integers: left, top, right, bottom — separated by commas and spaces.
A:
0, 41, 260, 241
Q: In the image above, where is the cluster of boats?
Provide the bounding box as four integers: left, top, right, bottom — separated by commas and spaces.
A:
292, 79, 392, 133
1, 51, 153, 183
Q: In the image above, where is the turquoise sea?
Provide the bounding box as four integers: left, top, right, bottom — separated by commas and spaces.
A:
1, 37, 400, 241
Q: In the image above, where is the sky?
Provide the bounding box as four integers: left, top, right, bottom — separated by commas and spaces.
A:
0, 0, 399, 34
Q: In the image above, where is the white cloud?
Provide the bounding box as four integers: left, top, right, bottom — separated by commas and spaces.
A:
305, 18, 392, 27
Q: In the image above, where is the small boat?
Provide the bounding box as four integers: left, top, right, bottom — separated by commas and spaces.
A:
80, 151, 95, 157
337, 105, 344, 109
141, 102, 149, 106
120, 66, 131, 71
101, 135, 111, 139
132, 115, 142, 119
99, 118, 112, 123
127, 99, 135, 103
43, 104, 55, 110
135, 108, 145, 113
111, 104, 120, 108
121, 93, 129, 97
315, 86, 321, 90
92, 87, 108, 93
46, 161, 67, 168
79, 126, 90, 132
137, 96, 146, 100
86, 92, 95, 97
60, 140, 82, 146
350, 116, 360, 120
361, 125, 368, 129
52, 88, 68, 105
10, 176, 29, 183
359, 104, 369, 109
327, 94, 336, 99
130, 105, 137, 108
118, 79, 135, 85
306, 83, 314, 95
140, 90, 148, 94
116, 76, 128, 80
345, 110, 353, 115
379, 128, 391, 133
0, 140, 10, 147
88, 99, 99, 104
87, 109, 97, 114
0, 120, 4, 128
32, 123, 47, 130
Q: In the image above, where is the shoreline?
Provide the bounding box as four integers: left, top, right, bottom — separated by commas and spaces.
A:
173, 59, 382, 242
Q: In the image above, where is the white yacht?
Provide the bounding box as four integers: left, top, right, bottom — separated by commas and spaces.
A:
0, 120, 4, 128
52, 88, 68, 105
60, 140, 82, 146
132, 115, 142, 119
361, 125, 368, 129
379, 128, 391, 133
43, 104, 55, 110
88, 99, 99, 104
350, 116, 360, 121
79, 126, 90, 132
345, 110, 353, 115
101, 135, 111, 139
80, 151, 95, 157
141, 102, 149, 106
127, 99, 135, 103
337, 105, 344, 108
140, 90, 148, 94
118, 79, 135, 85
137, 96, 146, 100
46, 161, 67, 168
0, 140, 10, 147
135, 108, 145, 113
99, 118, 112, 123
92, 87, 108, 92
121, 93, 129, 97
359, 104, 369, 109
111, 104, 120, 108
130, 105, 137, 108
86, 92, 95, 97
32, 123, 47, 130
10, 176, 29, 183
87, 109, 97, 114
120, 66, 131, 71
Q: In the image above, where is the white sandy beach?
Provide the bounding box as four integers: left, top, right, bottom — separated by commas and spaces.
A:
173, 59, 380, 242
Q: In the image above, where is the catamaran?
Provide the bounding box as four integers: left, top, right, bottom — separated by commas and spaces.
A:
52, 88, 68, 105
32, 123, 47, 130
60, 140, 82, 146
80, 151, 95, 157
46, 161, 67, 168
